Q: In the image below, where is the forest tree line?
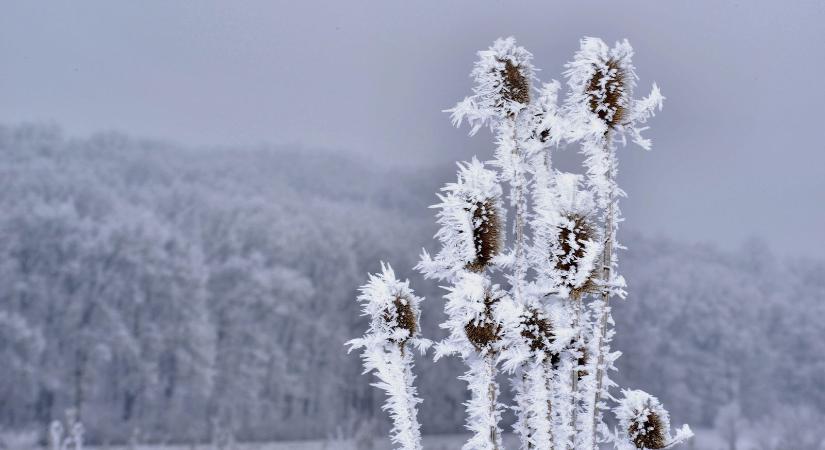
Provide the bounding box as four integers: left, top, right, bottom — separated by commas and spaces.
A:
0, 124, 822, 444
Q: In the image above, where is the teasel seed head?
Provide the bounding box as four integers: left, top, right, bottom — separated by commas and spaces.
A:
519, 307, 556, 356
629, 411, 667, 449
382, 294, 418, 347
555, 212, 600, 297
351, 262, 426, 351
498, 59, 531, 107
465, 198, 503, 273
419, 157, 503, 282
464, 291, 503, 351
587, 58, 628, 129
615, 390, 689, 450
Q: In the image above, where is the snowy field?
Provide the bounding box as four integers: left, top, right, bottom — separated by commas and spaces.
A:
67, 429, 746, 450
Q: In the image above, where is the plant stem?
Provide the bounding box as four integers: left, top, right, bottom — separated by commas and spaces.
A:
591, 134, 616, 448
568, 293, 583, 450
487, 355, 501, 450
510, 117, 527, 306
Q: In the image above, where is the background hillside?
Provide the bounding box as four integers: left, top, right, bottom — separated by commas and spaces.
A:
0, 124, 823, 445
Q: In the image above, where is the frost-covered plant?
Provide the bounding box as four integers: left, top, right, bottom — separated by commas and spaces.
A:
614, 391, 692, 450
348, 263, 430, 450
418, 157, 504, 281
49, 410, 84, 450
350, 35, 690, 450
416, 156, 509, 449
562, 37, 668, 448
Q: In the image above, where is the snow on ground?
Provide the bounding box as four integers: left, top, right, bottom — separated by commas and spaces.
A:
76, 429, 755, 450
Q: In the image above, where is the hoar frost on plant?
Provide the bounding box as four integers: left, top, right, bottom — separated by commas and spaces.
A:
350, 35, 691, 450
418, 158, 504, 282
347, 263, 430, 450
614, 390, 692, 450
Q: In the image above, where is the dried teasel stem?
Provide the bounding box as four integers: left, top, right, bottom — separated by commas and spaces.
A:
487, 356, 501, 450
496, 51, 531, 305
509, 117, 528, 305
519, 308, 557, 449
569, 294, 584, 450
591, 133, 616, 447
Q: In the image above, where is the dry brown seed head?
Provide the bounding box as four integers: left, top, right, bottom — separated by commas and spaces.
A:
466, 199, 502, 273
464, 293, 502, 351
382, 295, 417, 346
501, 59, 530, 105
520, 308, 556, 354
629, 411, 667, 449
555, 213, 599, 296
587, 58, 626, 129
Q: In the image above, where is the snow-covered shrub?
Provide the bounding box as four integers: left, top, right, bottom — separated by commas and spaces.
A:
49, 409, 84, 450
350, 36, 691, 450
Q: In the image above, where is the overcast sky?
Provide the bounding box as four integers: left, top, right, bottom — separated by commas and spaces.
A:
1, 1, 823, 257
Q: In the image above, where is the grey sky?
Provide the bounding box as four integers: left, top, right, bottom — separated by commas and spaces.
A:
1, 1, 823, 257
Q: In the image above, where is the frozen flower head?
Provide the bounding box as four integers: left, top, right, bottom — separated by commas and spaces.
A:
434, 272, 508, 359
615, 390, 693, 450
448, 37, 536, 134
519, 307, 556, 358
464, 288, 504, 352
355, 262, 425, 350
418, 158, 504, 281
532, 172, 602, 298
564, 37, 664, 148
465, 196, 503, 273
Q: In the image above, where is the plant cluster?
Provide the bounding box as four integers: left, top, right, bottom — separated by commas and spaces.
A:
350, 36, 692, 450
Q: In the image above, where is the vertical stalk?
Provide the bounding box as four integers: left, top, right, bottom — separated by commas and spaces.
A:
487, 355, 501, 450
591, 134, 615, 448
568, 292, 583, 450
510, 117, 526, 305
508, 113, 532, 450
518, 371, 535, 450
544, 357, 555, 450
400, 345, 423, 450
